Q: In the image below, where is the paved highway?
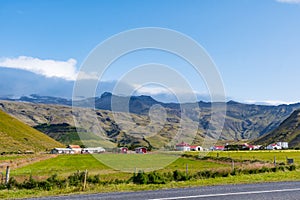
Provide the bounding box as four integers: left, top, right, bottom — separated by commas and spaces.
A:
28, 181, 300, 200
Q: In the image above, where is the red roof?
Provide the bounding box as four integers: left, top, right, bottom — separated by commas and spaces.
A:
68, 145, 81, 149
214, 146, 224, 149
176, 142, 190, 147
190, 145, 198, 148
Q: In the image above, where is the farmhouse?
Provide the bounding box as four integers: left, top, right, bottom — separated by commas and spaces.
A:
210, 146, 225, 151
266, 143, 282, 150
175, 142, 191, 151
135, 147, 147, 154
67, 145, 82, 154
266, 142, 288, 150
276, 142, 288, 149
51, 148, 74, 154
81, 147, 105, 154
190, 145, 203, 151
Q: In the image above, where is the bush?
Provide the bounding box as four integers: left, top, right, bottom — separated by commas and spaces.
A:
87, 174, 100, 184
21, 175, 38, 189
288, 165, 296, 171
132, 171, 148, 184
173, 170, 189, 181
68, 171, 85, 186
7, 177, 18, 190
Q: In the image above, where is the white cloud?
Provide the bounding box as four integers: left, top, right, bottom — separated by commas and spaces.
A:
276, 0, 300, 4
0, 56, 78, 80
134, 85, 171, 95
244, 100, 298, 106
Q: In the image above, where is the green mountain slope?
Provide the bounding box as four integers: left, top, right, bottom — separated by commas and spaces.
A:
0, 109, 64, 153
254, 109, 300, 148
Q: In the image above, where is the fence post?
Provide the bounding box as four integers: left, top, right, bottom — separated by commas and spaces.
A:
232, 159, 235, 171
83, 169, 87, 190
185, 164, 188, 176
274, 156, 276, 167
5, 166, 10, 184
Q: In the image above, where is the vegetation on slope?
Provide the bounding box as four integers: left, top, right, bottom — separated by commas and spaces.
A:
0, 109, 63, 153
254, 109, 300, 148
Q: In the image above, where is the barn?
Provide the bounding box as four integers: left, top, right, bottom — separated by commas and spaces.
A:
190, 145, 203, 151
135, 147, 147, 154
118, 147, 128, 154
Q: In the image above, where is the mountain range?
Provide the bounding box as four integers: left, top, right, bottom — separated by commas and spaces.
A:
1, 93, 300, 149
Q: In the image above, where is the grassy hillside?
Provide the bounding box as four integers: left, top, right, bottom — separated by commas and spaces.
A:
0, 109, 64, 153
254, 109, 300, 148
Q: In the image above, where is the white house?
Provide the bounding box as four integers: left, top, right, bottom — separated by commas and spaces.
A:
266, 142, 288, 150
176, 142, 191, 151
277, 142, 288, 149
51, 148, 74, 154
266, 143, 282, 150
67, 145, 82, 154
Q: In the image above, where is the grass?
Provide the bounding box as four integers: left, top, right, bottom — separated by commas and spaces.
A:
2, 150, 299, 199
1, 169, 299, 199
11, 154, 110, 177
197, 150, 300, 165
11, 154, 229, 179
0, 110, 64, 153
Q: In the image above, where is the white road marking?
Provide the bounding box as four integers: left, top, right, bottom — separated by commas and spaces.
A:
148, 187, 300, 200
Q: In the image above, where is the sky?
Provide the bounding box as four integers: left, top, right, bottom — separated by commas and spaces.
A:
0, 0, 300, 104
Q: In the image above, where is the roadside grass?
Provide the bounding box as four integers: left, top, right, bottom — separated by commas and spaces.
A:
1, 169, 299, 199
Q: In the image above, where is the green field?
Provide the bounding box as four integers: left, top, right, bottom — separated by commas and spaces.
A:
1, 150, 298, 199
9, 150, 300, 181
202, 150, 300, 165
11, 153, 230, 180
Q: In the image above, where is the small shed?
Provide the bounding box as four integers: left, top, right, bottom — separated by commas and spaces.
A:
135, 147, 147, 154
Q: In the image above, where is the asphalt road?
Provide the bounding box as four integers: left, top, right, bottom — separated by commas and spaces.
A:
28, 181, 300, 200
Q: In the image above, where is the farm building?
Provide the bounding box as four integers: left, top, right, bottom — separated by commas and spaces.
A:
81, 147, 105, 154
175, 142, 191, 151
210, 146, 225, 151
266, 143, 282, 150
51, 148, 74, 154
67, 145, 82, 154
190, 145, 203, 151
276, 142, 288, 149
118, 147, 128, 154
135, 147, 147, 154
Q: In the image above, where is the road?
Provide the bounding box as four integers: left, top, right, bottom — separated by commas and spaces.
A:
28, 181, 300, 200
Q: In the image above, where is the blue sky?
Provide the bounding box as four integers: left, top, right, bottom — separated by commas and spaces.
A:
0, 0, 300, 104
